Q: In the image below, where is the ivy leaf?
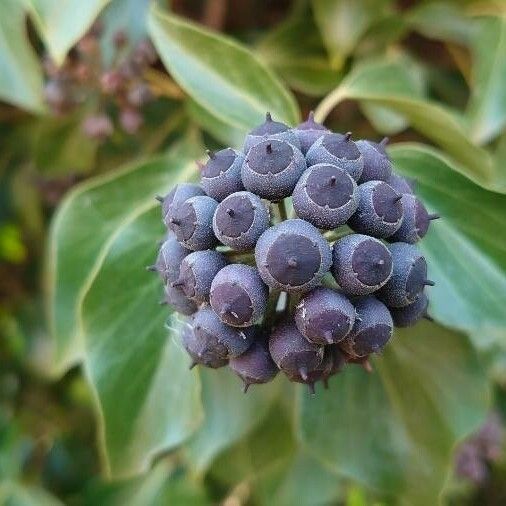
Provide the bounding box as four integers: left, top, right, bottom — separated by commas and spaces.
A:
211, 404, 344, 506
0, 0, 45, 113
408, 2, 476, 45
315, 57, 502, 192
256, 2, 340, 97
47, 138, 201, 375
81, 208, 203, 477
186, 369, 280, 472
297, 321, 490, 505
467, 15, 506, 144
148, 4, 299, 137
26, 0, 111, 65
390, 143, 506, 347
311, 0, 391, 68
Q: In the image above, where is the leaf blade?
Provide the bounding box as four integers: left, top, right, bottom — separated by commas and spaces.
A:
148, 5, 299, 133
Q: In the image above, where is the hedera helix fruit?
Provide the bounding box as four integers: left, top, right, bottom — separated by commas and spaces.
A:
150, 112, 438, 394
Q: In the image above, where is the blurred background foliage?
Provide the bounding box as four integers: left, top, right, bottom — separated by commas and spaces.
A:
1, 0, 506, 504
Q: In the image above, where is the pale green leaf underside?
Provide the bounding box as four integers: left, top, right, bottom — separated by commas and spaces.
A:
0, 0, 45, 113
81, 207, 203, 478
467, 15, 506, 144
26, 0, 111, 65
47, 139, 201, 375
390, 143, 506, 345
148, 5, 299, 132
315, 58, 503, 192
311, 0, 391, 66
186, 368, 281, 472
298, 322, 489, 505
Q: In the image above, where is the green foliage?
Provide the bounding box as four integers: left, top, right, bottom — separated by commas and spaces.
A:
148, 4, 300, 138
2, 0, 506, 504
0, 0, 45, 113
26, 0, 112, 65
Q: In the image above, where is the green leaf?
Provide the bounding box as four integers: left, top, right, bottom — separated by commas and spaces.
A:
26, 0, 111, 65
211, 404, 343, 506
47, 138, 201, 375
467, 16, 506, 144
389, 143, 506, 346
0, 0, 45, 113
186, 369, 280, 472
148, 4, 299, 134
32, 114, 97, 175
297, 321, 490, 505
0, 481, 62, 506
257, 3, 340, 96
408, 2, 476, 45
186, 98, 245, 148
315, 58, 502, 192
100, 0, 150, 66
311, 0, 391, 67
83, 461, 209, 505
81, 208, 202, 477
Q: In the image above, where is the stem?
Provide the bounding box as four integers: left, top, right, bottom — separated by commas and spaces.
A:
277, 200, 288, 221
271, 200, 287, 224
314, 87, 346, 123
223, 250, 255, 264
323, 226, 352, 243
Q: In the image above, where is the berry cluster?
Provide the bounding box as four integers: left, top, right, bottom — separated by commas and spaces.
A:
43, 22, 156, 138
150, 113, 439, 394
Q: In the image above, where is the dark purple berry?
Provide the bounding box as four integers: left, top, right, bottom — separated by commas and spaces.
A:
390, 293, 430, 327
212, 191, 270, 251
210, 264, 268, 327
293, 111, 329, 154
172, 250, 227, 303
169, 195, 218, 250
158, 183, 205, 227
243, 112, 300, 153
306, 132, 364, 181
332, 234, 393, 296
148, 233, 191, 284
269, 320, 324, 383
348, 181, 404, 238
356, 139, 392, 183
386, 172, 415, 195
294, 287, 355, 345
339, 296, 393, 358
285, 347, 335, 394
191, 305, 256, 359
255, 219, 332, 293
388, 194, 439, 244
163, 285, 198, 316
200, 148, 245, 201
229, 337, 278, 392
292, 163, 358, 229
181, 321, 228, 369
242, 140, 306, 201
378, 243, 433, 308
